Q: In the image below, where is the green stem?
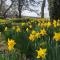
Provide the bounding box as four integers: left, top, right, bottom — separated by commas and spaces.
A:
55, 42, 58, 60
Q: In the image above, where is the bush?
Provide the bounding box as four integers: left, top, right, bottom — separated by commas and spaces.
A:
0, 24, 5, 32
0, 16, 4, 19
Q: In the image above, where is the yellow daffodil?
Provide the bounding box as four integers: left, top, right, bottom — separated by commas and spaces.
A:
35, 32, 40, 38
12, 26, 16, 30
53, 20, 57, 27
40, 23, 44, 28
29, 25, 32, 28
8, 38, 16, 51
40, 29, 47, 36
16, 26, 20, 32
4, 27, 8, 31
31, 30, 36, 35
36, 48, 47, 59
38, 23, 40, 27
21, 22, 25, 26
47, 21, 51, 28
26, 28, 29, 32
57, 22, 60, 27
29, 34, 36, 41
53, 32, 60, 41
44, 23, 47, 27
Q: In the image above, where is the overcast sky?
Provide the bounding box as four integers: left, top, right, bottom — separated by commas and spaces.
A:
6, 0, 49, 18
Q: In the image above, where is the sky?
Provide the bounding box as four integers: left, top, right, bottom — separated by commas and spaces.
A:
6, 0, 49, 18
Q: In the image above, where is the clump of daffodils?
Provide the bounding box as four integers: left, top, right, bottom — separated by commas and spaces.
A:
29, 30, 40, 42
36, 48, 47, 59
7, 38, 16, 51
29, 29, 47, 42
38, 20, 51, 28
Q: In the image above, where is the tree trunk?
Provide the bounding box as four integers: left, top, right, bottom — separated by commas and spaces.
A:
0, 0, 3, 16
48, 0, 60, 20
18, 0, 23, 18
41, 0, 46, 18
18, 7, 22, 18
0, 0, 2, 11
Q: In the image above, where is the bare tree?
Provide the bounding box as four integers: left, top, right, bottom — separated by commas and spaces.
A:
0, 0, 41, 18
17, 0, 40, 18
